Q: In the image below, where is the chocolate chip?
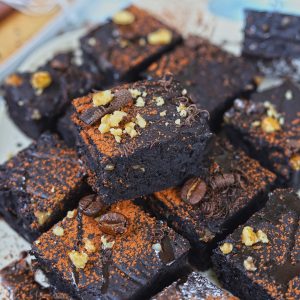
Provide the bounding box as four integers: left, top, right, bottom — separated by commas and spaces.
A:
79, 106, 106, 125
98, 212, 128, 236
181, 178, 207, 205
78, 194, 106, 217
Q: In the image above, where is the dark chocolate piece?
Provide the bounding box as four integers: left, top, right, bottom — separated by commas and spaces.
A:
71, 78, 212, 204
0, 133, 89, 242
31, 200, 191, 300
138, 137, 275, 252
213, 188, 300, 299
80, 5, 182, 82
145, 36, 257, 128
224, 80, 300, 190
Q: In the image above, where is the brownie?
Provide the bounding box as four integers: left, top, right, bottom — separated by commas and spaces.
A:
224, 81, 300, 190
152, 271, 237, 300
138, 137, 275, 252
0, 254, 71, 299
2, 51, 103, 139
80, 5, 182, 83
145, 36, 258, 128
31, 199, 191, 300
243, 10, 300, 79
72, 78, 212, 204
0, 132, 89, 242
212, 188, 300, 300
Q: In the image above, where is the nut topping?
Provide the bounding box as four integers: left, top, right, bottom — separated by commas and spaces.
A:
181, 178, 207, 205
261, 116, 281, 133
78, 194, 106, 217
5, 74, 23, 86
68, 251, 89, 269
112, 10, 135, 25
147, 28, 173, 45
219, 242, 233, 255
30, 71, 52, 90
241, 226, 259, 246
93, 90, 114, 106
290, 154, 300, 171
243, 256, 257, 272
98, 212, 128, 236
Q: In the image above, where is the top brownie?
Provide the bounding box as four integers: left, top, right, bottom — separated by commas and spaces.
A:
72, 78, 212, 204
243, 10, 300, 59
213, 188, 300, 299
145, 36, 257, 126
80, 5, 182, 82
224, 81, 300, 189
2, 51, 103, 139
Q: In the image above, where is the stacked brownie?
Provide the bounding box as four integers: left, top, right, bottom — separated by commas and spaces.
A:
1, 3, 300, 300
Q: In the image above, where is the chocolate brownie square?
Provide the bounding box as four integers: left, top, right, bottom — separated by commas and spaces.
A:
72, 78, 212, 204
212, 188, 300, 299
80, 5, 182, 83
152, 271, 237, 300
0, 133, 89, 242
145, 36, 258, 128
0, 254, 70, 299
31, 199, 191, 299
243, 10, 300, 80
138, 137, 275, 252
2, 51, 103, 139
224, 81, 300, 189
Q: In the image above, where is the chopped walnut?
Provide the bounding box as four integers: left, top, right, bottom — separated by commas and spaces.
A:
99, 111, 127, 134
135, 96, 145, 107
155, 96, 165, 106
129, 89, 141, 98
219, 242, 233, 254
31, 71, 52, 90
5, 74, 23, 86
124, 122, 138, 138
52, 226, 64, 237
241, 226, 259, 246
110, 128, 123, 143
261, 116, 281, 133
257, 230, 269, 243
177, 103, 187, 117
175, 119, 181, 126
243, 256, 257, 272
93, 90, 114, 106
35, 211, 51, 226
67, 210, 76, 219
160, 110, 167, 117
112, 10, 135, 25
290, 154, 300, 171
104, 164, 115, 171
31, 109, 42, 120
68, 251, 89, 269
84, 239, 96, 253
147, 28, 173, 45
135, 114, 147, 128
101, 235, 115, 249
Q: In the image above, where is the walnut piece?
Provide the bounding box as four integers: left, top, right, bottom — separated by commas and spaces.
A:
93, 90, 114, 106
31, 71, 52, 90
219, 242, 233, 254
112, 10, 135, 25
68, 251, 89, 269
243, 256, 257, 272
147, 28, 173, 45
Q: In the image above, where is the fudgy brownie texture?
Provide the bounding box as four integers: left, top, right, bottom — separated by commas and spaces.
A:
72, 78, 212, 204
31, 199, 191, 300
0, 133, 88, 242
212, 188, 300, 300
138, 137, 275, 252
243, 10, 300, 80
2, 51, 103, 139
145, 35, 257, 128
224, 81, 300, 190
152, 271, 238, 300
0, 254, 70, 299
80, 5, 182, 83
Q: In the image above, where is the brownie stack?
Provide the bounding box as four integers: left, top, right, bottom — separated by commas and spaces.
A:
0, 4, 299, 300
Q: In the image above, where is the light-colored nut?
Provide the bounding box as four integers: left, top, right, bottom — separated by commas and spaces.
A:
243, 256, 257, 272
257, 230, 269, 244
160, 110, 167, 117
251, 120, 261, 127
152, 243, 162, 252
68, 251, 89, 269
101, 235, 115, 249
219, 242, 233, 255
135, 114, 147, 128
93, 90, 113, 106
112, 10, 135, 25
53, 226, 64, 236
261, 117, 281, 133
177, 103, 187, 117
241, 226, 259, 246
35, 211, 51, 226
99, 122, 111, 134
155, 96, 165, 106
31, 71, 52, 90
31, 109, 42, 120
5, 74, 23, 86
109, 111, 127, 127
285, 90, 293, 100
110, 128, 123, 143
175, 119, 181, 126
104, 164, 115, 171
67, 210, 76, 219
290, 154, 300, 171
124, 122, 138, 138
129, 89, 141, 98
135, 96, 145, 107
84, 239, 96, 253
147, 28, 173, 45
142, 91, 147, 97
181, 89, 187, 96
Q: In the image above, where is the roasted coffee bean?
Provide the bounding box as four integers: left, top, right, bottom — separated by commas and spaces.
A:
78, 194, 106, 217
181, 177, 207, 205
210, 173, 236, 190
98, 212, 128, 236
79, 106, 106, 125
